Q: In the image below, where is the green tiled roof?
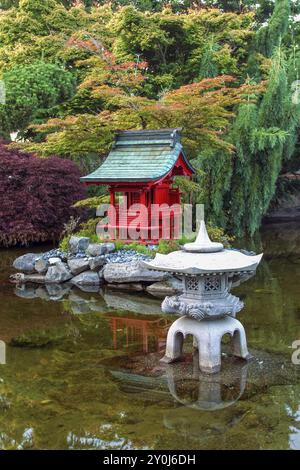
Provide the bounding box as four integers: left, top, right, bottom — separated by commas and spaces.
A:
80, 129, 194, 183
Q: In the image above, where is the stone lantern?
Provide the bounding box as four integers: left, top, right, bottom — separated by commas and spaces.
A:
143, 221, 263, 373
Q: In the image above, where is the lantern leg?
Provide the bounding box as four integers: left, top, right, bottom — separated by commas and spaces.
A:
160, 316, 252, 374
230, 323, 252, 360
160, 321, 184, 363
198, 335, 222, 374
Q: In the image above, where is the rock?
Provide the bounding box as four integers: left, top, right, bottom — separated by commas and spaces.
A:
40, 249, 67, 261
22, 274, 47, 284
48, 257, 62, 265
34, 258, 49, 274
146, 278, 183, 297
86, 242, 115, 257
13, 253, 41, 273
103, 261, 170, 284
67, 258, 90, 275
86, 243, 106, 257
45, 261, 72, 283
88, 255, 107, 271
70, 271, 101, 287
104, 242, 115, 253
107, 283, 144, 292
105, 248, 150, 264
10, 273, 25, 283
69, 236, 90, 254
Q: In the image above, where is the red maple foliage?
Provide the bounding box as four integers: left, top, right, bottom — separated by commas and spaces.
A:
0, 141, 86, 247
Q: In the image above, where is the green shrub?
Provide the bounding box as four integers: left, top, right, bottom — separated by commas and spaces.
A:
59, 218, 100, 252
59, 216, 233, 255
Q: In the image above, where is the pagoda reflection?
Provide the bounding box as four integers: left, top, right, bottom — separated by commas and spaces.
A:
109, 315, 172, 354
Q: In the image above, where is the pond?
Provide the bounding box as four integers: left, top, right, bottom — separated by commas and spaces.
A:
0, 223, 300, 450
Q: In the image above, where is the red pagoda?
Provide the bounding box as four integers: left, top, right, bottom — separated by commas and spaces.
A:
81, 128, 195, 243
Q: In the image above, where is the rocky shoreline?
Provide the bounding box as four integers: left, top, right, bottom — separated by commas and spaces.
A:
10, 236, 182, 297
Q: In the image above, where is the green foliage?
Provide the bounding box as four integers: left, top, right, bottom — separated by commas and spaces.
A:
73, 194, 110, 209
113, 240, 155, 256
0, 0, 299, 238
59, 216, 233, 254
0, 61, 75, 136
256, 0, 290, 57
203, 46, 300, 236
59, 217, 100, 251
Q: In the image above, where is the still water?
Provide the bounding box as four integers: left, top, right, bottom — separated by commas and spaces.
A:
0, 223, 300, 450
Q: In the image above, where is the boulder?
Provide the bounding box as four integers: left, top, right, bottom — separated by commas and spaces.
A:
69, 236, 90, 254
20, 274, 47, 284
10, 273, 25, 283
103, 261, 170, 284
88, 255, 106, 271
34, 258, 49, 274
45, 261, 72, 283
67, 258, 90, 275
13, 253, 41, 273
86, 243, 106, 257
70, 271, 101, 287
146, 277, 183, 297
48, 257, 62, 265
103, 242, 115, 253
86, 242, 115, 257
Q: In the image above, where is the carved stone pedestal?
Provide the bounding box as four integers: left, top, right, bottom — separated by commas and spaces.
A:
161, 316, 251, 374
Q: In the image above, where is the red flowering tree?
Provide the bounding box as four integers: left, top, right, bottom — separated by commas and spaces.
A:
0, 141, 86, 246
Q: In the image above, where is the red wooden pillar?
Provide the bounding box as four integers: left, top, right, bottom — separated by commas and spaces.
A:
140, 190, 148, 241
108, 188, 116, 239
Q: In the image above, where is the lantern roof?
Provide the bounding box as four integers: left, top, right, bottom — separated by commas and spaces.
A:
80, 128, 194, 183
143, 221, 263, 275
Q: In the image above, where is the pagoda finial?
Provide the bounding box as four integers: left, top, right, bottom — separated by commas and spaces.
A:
183, 220, 224, 253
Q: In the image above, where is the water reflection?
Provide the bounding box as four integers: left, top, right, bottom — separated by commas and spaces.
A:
1, 224, 300, 449
286, 404, 300, 450
0, 340, 5, 364
166, 358, 248, 411
14, 283, 163, 316
109, 315, 171, 353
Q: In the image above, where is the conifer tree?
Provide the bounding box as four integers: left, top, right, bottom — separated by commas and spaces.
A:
222, 46, 300, 236
256, 0, 290, 57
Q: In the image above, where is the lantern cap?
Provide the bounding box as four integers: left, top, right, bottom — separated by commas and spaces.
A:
142, 220, 263, 275
183, 220, 224, 253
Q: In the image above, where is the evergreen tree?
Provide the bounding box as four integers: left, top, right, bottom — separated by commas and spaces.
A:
256, 0, 290, 57
0, 61, 75, 137
221, 47, 300, 236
